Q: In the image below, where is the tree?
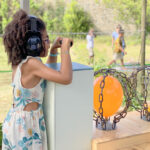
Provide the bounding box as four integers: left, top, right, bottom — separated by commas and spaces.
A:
102, 0, 150, 33
140, 0, 147, 95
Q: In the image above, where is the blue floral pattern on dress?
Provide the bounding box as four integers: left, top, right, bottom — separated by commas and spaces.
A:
18, 132, 42, 149
16, 118, 26, 130
3, 134, 16, 150
40, 80, 47, 92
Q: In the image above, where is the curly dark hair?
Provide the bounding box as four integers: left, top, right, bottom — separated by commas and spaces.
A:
3, 9, 46, 66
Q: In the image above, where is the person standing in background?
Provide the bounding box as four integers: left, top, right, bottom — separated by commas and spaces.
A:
108, 29, 127, 66
86, 28, 95, 66
111, 24, 126, 63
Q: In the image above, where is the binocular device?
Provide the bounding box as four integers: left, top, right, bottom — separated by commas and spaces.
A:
59, 40, 73, 47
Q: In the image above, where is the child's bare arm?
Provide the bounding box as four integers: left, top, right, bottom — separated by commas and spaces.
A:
46, 37, 62, 64
29, 38, 73, 85
46, 48, 58, 64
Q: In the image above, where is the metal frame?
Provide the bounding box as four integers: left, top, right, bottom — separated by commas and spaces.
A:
130, 66, 150, 121
94, 69, 133, 130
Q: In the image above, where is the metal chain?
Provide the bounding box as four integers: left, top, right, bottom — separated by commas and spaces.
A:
94, 66, 150, 129
94, 68, 133, 130
130, 66, 150, 120
99, 74, 107, 117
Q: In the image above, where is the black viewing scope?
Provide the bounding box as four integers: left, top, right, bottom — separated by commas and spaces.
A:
59, 40, 73, 47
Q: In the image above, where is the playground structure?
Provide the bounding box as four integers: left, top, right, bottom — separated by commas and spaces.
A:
94, 66, 150, 130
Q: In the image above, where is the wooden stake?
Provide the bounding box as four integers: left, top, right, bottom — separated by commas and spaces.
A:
20, 0, 30, 14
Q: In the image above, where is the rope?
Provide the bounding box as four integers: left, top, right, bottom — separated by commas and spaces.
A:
0, 70, 12, 73
115, 63, 150, 67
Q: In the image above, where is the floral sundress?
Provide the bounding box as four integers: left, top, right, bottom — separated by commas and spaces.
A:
2, 56, 47, 150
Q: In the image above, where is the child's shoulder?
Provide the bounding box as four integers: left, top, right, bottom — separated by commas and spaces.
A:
21, 56, 43, 70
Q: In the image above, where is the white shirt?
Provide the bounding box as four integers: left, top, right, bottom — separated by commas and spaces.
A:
86, 34, 94, 49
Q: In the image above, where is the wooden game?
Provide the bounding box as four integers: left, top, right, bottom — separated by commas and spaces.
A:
92, 111, 150, 150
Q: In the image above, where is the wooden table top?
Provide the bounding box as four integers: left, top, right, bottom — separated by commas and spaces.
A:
93, 111, 150, 143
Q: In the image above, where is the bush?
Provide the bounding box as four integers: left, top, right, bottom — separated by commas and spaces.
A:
0, 0, 43, 34
0, 0, 94, 36
0, 0, 20, 34
63, 0, 93, 36
42, 1, 65, 33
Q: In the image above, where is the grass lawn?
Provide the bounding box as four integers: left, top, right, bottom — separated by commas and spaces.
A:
0, 35, 150, 148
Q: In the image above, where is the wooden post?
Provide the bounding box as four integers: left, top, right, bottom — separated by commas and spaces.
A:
20, 0, 30, 14
141, 0, 147, 67
141, 0, 147, 96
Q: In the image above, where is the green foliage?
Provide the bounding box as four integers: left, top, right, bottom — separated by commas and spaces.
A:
0, 0, 66, 34
30, 0, 44, 17
0, 0, 43, 34
63, 0, 93, 35
42, 4, 55, 32
0, 0, 93, 35
42, 1, 65, 33
0, 0, 20, 33
54, 1, 66, 32
102, 0, 150, 33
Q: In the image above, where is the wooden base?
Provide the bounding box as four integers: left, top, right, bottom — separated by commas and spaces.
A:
92, 111, 150, 150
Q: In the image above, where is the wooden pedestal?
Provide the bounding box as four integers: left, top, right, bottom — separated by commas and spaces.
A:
92, 111, 150, 150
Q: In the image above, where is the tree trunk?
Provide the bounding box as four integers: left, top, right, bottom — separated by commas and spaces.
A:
141, 0, 147, 96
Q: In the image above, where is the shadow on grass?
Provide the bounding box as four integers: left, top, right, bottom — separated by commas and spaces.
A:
0, 123, 2, 150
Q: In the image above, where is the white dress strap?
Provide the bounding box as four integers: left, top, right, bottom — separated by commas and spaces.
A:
18, 56, 33, 68
12, 56, 42, 86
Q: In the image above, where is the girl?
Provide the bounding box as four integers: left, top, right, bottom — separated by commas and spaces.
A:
2, 9, 72, 150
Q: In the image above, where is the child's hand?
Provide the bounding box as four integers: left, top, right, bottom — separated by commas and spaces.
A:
51, 37, 63, 50
124, 51, 127, 55
61, 38, 73, 53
